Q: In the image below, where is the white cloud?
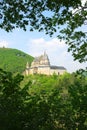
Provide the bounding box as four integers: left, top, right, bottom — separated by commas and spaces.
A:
0, 40, 9, 47
30, 38, 65, 47
30, 38, 45, 44
28, 38, 66, 56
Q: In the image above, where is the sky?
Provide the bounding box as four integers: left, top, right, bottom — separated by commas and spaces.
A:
0, 0, 87, 73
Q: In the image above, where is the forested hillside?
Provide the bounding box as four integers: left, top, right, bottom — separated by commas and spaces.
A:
0, 69, 87, 130
0, 48, 34, 73
21, 72, 87, 94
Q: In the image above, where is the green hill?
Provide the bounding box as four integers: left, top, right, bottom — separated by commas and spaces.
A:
0, 48, 34, 73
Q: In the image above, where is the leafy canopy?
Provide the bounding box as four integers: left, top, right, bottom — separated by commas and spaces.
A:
0, 0, 87, 62
0, 69, 87, 130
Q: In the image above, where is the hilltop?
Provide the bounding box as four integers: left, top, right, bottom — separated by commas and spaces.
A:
0, 48, 34, 73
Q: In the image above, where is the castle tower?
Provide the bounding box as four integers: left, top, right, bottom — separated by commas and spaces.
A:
43, 51, 50, 65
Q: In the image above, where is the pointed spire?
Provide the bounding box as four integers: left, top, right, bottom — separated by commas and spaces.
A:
44, 50, 46, 56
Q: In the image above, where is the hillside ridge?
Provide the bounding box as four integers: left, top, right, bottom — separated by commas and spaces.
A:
0, 47, 34, 73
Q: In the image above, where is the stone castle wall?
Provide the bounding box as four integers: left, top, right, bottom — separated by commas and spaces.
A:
25, 52, 66, 76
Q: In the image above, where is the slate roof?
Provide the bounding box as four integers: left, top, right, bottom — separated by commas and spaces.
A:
50, 65, 66, 70
30, 65, 66, 70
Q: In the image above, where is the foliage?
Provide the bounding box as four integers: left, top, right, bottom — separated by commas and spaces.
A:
21, 74, 59, 94
0, 69, 29, 130
0, 0, 87, 62
47, 74, 87, 129
0, 69, 87, 129
0, 48, 33, 73
75, 68, 87, 77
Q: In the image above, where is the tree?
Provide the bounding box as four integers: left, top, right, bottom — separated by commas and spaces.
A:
68, 75, 87, 129
0, 68, 87, 129
0, 0, 87, 62
47, 72, 87, 129
0, 69, 31, 130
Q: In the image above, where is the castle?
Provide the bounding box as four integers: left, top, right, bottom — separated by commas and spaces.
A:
25, 52, 66, 75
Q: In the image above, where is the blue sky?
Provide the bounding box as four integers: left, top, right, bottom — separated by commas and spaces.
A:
0, 28, 86, 73
0, 0, 86, 73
